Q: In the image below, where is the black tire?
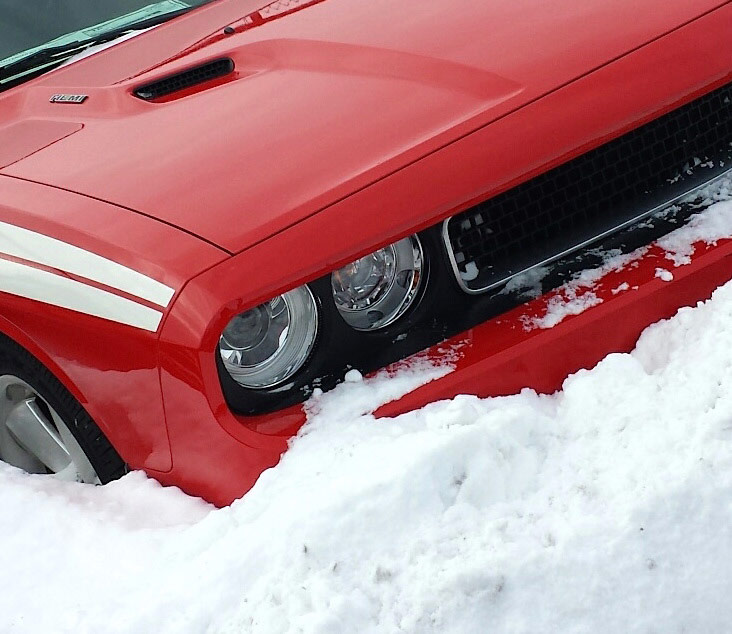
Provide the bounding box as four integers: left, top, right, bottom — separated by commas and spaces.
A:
0, 333, 126, 483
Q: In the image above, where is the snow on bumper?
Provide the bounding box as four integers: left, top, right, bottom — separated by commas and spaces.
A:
375, 196, 732, 419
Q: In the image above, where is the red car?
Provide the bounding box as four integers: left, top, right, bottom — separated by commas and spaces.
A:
0, 0, 730, 505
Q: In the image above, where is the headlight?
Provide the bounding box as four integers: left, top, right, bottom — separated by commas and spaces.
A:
331, 235, 424, 330
219, 285, 318, 388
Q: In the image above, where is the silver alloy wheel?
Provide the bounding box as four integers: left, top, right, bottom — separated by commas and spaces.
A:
0, 375, 99, 483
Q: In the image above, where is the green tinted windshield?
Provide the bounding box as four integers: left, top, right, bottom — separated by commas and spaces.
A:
0, 0, 213, 65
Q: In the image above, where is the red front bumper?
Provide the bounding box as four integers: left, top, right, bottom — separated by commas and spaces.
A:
377, 238, 732, 418
154, 235, 732, 506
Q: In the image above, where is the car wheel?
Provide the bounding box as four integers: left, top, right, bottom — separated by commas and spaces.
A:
0, 335, 126, 483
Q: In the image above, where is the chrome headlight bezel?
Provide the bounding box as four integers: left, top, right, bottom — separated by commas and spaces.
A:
218, 285, 318, 389
330, 235, 424, 331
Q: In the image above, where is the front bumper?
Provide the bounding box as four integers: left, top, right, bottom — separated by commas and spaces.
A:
153, 230, 732, 506
152, 7, 732, 505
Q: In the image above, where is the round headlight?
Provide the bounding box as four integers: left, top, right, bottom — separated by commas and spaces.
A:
219, 285, 318, 388
331, 235, 424, 331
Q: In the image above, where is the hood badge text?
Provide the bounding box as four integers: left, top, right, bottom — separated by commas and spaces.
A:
49, 94, 88, 104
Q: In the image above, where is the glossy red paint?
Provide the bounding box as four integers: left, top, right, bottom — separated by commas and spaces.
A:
0, 176, 227, 472
2, 0, 728, 252
0, 0, 730, 504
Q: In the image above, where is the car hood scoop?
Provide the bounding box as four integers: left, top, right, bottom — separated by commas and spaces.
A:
133, 58, 235, 101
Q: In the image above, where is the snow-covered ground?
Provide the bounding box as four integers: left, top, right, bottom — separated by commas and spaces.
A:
2, 195, 732, 633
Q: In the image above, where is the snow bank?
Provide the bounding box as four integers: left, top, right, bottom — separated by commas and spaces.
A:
1, 199, 732, 633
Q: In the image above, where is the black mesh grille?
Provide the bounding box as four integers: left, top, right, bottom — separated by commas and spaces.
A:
133, 58, 234, 101
446, 81, 732, 292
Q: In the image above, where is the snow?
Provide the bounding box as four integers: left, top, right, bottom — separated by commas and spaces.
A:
500, 265, 550, 300
526, 289, 602, 329
306, 358, 453, 422
1, 186, 731, 632
658, 188, 732, 266
516, 246, 650, 329
1, 270, 732, 631
612, 282, 630, 294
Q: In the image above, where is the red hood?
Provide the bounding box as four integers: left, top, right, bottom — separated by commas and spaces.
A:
0, 0, 726, 253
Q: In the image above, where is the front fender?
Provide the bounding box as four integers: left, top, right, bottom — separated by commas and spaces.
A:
0, 175, 227, 472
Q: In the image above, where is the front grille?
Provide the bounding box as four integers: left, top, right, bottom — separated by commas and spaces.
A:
133, 58, 234, 101
445, 81, 732, 293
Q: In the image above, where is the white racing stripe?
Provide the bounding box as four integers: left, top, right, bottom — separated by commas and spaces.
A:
0, 257, 163, 332
0, 221, 175, 307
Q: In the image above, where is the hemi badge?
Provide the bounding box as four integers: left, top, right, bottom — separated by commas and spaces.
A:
49, 94, 88, 104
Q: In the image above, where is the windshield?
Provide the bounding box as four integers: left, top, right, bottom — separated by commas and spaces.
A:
0, 0, 213, 67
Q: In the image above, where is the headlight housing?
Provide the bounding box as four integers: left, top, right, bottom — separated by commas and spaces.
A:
331, 235, 424, 330
219, 285, 318, 389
